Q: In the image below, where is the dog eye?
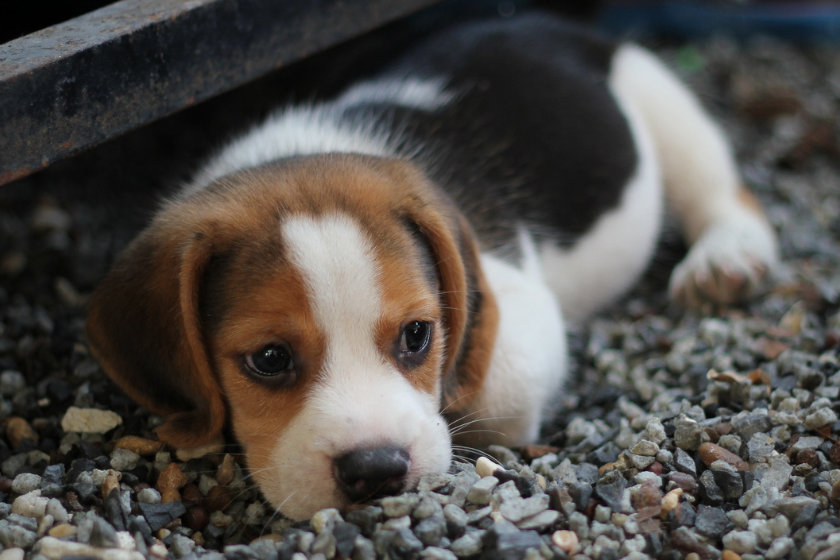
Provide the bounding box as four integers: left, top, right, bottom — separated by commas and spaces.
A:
245, 344, 294, 376
400, 321, 431, 354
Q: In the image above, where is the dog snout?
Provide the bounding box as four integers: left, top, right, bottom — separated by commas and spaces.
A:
334, 446, 411, 501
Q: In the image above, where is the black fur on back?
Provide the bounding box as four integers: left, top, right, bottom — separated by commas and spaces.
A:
344, 13, 638, 252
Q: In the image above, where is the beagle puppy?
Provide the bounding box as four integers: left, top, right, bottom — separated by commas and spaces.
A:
86, 14, 778, 521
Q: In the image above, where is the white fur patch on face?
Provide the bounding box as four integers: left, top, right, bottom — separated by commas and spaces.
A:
259, 214, 451, 521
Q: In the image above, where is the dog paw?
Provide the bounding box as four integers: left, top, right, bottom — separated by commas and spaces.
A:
669, 218, 778, 308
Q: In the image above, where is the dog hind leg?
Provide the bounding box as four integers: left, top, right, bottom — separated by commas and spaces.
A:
609, 44, 778, 308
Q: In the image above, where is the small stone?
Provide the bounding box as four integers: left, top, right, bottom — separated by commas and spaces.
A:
805, 407, 838, 428
499, 494, 549, 523
790, 436, 824, 454
631, 440, 660, 457
137, 488, 161, 504
759, 457, 793, 490
721, 552, 741, 560
414, 515, 446, 546
5, 417, 38, 450
645, 418, 667, 445
712, 470, 745, 500
333, 522, 360, 558
46, 499, 68, 524
695, 505, 731, 537
216, 454, 236, 486
48, 523, 77, 538
722, 531, 757, 554
467, 476, 499, 505
381, 494, 419, 518
89, 517, 119, 548
669, 472, 698, 495
674, 415, 703, 450
115, 436, 164, 456
311, 508, 342, 534
156, 462, 188, 493
552, 530, 579, 554
517, 509, 560, 530
12, 473, 42, 494
569, 482, 593, 511
733, 414, 773, 443
698, 443, 748, 471
661, 488, 682, 518
595, 477, 626, 512
450, 532, 483, 557
170, 534, 195, 558
12, 490, 49, 520
674, 449, 697, 476
60, 407, 123, 434
443, 504, 467, 540
699, 471, 724, 506
766, 537, 794, 560
475, 457, 500, 478
747, 433, 775, 462
137, 501, 187, 532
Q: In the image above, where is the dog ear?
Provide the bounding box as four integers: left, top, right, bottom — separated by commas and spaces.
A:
86, 213, 227, 450
404, 194, 500, 414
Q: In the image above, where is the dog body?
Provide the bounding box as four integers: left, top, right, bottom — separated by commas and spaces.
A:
87, 15, 777, 520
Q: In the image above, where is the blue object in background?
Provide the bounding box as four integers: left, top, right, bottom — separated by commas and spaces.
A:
599, 1, 840, 42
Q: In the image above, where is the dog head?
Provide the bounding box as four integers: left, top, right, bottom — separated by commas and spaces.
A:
86, 154, 498, 520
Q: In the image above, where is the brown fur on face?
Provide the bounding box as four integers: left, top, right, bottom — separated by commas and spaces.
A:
86, 154, 499, 455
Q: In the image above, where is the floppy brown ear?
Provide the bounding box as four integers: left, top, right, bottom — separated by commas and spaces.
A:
404, 196, 500, 414
86, 217, 226, 450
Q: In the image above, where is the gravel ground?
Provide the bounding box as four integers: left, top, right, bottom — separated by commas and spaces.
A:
2, 32, 840, 560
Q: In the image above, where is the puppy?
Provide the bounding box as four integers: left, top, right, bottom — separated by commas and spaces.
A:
86, 13, 777, 521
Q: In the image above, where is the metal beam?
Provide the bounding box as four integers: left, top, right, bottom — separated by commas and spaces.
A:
0, 0, 443, 185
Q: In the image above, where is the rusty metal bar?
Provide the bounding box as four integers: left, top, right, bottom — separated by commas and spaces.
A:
0, 0, 444, 185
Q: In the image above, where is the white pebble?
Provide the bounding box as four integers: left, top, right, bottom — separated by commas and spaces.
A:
12, 490, 49, 521
0, 549, 26, 560
475, 456, 500, 478
11, 473, 42, 494
136, 488, 161, 504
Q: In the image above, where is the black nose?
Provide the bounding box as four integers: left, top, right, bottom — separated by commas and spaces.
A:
334, 446, 411, 501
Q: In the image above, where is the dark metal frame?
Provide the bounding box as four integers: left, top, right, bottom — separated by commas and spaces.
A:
0, 0, 442, 185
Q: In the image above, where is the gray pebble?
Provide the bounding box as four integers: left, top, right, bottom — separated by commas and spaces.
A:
466, 476, 498, 505
449, 531, 483, 557
722, 530, 757, 554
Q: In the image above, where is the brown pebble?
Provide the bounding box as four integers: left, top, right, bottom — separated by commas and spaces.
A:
182, 483, 204, 506
216, 454, 236, 486
634, 482, 663, 509
755, 337, 790, 360
698, 442, 748, 471
192, 531, 205, 547
5, 417, 38, 450
161, 488, 181, 504
722, 551, 742, 560
668, 472, 699, 495
831, 480, 840, 502
551, 530, 579, 554
184, 506, 209, 531
0, 477, 13, 494
115, 435, 165, 457
660, 488, 682, 520
646, 462, 663, 475
829, 442, 840, 464
714, 423, 732, 437
205, 485, 235, 512
746, 369, 771, 385
101, 471, 121, 497
157, 462, 188, 492
797, 449, 820, 468
49, 523, 78, 538
520, 445, 559, 461
703, 427, 720, 444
